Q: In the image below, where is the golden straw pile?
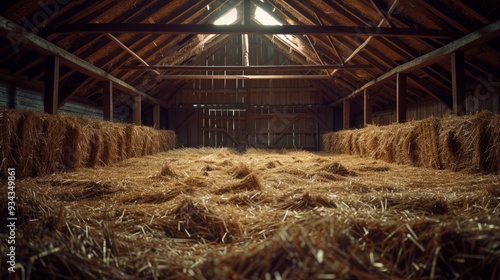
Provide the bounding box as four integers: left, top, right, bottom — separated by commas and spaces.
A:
323, 111, 500, 174
1, 148, 498, 279
0, 109, 176, 178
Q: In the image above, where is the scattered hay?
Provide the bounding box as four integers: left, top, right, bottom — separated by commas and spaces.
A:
265, 160, 282, 169
183, 176, 211, 188
160, 197, 235, 243
124, 186, 194, 204
357, 166, 390, 172
228, 162, 252, 179
214, 174, 262, 194
4, 148, 499, 279
57, 181, 119, 201
319, 161, 357, 176
323, 112, 500, 174
225, 191, 262, 206
308, 171, 344, 181
159, 163, 177, 177
280, 192, 337, 210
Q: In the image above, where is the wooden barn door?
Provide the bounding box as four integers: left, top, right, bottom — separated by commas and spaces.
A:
202, 108, 247, 147
248, 109, 320, 150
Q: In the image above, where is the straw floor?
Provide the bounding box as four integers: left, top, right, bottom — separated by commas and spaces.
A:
1, 148, 499, 279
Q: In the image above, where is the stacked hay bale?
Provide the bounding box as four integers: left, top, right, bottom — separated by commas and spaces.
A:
323, 111, 500, 174
0, 109, 176, 178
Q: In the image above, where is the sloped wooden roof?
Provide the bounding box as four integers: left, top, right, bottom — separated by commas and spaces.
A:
0, 0, 498, 111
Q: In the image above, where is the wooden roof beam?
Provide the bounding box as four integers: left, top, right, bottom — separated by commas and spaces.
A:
0, 16, 169, 108
51, 23, 450, 38
157, 75, 334, 80
329, 20, 500, 107
121, 64, 374, 71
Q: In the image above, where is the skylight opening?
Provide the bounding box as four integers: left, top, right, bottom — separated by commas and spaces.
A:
254, 6, 282, 26
214, 7, 238, 25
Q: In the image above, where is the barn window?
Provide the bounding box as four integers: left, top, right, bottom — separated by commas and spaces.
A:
214, 7, 238, 25
254, 6, 282, 26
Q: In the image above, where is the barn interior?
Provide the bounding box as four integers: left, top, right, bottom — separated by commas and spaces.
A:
0, 0, 499, 279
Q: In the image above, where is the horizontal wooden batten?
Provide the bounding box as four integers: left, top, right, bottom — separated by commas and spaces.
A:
121, 64, 374, 71
52, 24, 450, 38
158, 75, 333, 80
182, 87, 319, 94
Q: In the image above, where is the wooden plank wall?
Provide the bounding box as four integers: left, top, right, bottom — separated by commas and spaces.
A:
372, 89, 499, 126
169, 35, 334, 149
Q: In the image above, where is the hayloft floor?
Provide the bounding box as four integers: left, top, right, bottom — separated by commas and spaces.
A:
8, 148, 500, 279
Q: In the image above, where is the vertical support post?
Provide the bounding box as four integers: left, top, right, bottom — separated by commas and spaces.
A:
7, 84, 16, 109
363, 88, 372, 127
451, 51, 465, 115
133, 95, 141, 125
244, 0, 251, 25
44, 56, 59, 114
242, 0, 250, 67
493, 90, 499, 113
343, 100, 350, 130
396, 72, 407, 123
242, 35, 250, 67
153, 104, 161, 129
102, 80, 113, 121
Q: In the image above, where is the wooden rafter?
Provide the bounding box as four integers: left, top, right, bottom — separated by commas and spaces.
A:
329, 20, 500, 107
0, 16, 169, 107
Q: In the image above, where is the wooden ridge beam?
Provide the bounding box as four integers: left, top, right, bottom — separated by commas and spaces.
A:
0, 16, 169, 108
157, 75, 334, 80
121, 64, 374, 71
329, 20, 500, 107
51, 23, 450, 38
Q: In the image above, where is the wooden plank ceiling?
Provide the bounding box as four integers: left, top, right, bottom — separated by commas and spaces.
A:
0, 0, 498, 111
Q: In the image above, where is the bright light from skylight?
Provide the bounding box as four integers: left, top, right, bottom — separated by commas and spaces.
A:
254, 6, 282, 26
214, 8, 238, 25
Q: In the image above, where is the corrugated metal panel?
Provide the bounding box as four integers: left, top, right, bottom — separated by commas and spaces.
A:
0, 83, 103, 118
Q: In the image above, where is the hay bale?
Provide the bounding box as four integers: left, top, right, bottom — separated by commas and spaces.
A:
364, 126, 381, 159
87, 132, 104, 167
439, 112, 492, 173
414, 117, 441, 169
1, 109, 176, 178
37, 115, 67, 175
18, 111, 45, 177
323, 112, 499, 174
485, 114, 500, 173
102, 129, 116, 165
125, 125, 140, 158
1, 110, 23, 175
469, 111, 495, 173
159, 130, 176, 151
114, 125, 127, 162
62, 116, 84, 170
393, 122, 418, 165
